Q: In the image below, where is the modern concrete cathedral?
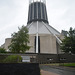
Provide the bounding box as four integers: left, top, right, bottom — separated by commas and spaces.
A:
1, 0, 75, 64
1, 0, 64, 54
26, 0, 62, 54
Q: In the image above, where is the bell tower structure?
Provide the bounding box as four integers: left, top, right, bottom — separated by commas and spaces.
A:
26, 0, 62, 54
28, 0, 48, 24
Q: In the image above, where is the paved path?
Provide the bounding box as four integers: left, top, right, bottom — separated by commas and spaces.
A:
41, 70, 59, 75
40, 65, 75, 75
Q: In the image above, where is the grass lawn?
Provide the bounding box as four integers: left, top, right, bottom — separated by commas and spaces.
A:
43, 63, 75, 67
63, 63, 75, 67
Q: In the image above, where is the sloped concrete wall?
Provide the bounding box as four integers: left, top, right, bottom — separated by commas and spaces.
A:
40, 34, 57, 54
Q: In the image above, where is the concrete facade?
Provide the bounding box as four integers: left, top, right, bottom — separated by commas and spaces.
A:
1, 33, 62, 54
1, 38, 12, 51
4, 38, 12, 50
40, 34, 57, 54
26, 34, 61, 54
26, 35, 35, 53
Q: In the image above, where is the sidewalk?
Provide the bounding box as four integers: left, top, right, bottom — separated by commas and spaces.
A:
41, 70, 59, 75
46, 65, 75, 72
40, 65, 75, 75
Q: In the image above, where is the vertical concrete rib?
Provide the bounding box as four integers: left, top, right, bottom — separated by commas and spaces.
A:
32, 0, 34, 19
37, 1, 38, 19
36, 21, 39, 53
40, 0, 43, 19
28, 5, 30, 22
44, 4, 46, 20
36, 0, 39, 53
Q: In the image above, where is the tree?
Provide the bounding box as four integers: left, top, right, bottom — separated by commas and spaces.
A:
0, 47, 6, 53
8, 25, 30, 53
61, 27, 75, 54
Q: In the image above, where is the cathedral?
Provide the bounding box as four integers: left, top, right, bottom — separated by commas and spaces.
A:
1, 0, 64, 54
1, 0, 75, 63
26, 0, 63, 54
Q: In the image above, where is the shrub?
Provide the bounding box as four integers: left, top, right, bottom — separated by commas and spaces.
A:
0, 55, 8, 63
0, 48, 6, 53
3, 55, 22, 63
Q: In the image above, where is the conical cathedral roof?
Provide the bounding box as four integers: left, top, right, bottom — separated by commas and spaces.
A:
27, 1, 60, 35
27, 21, 60, 35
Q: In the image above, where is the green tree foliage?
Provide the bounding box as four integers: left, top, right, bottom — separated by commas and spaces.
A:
0, 47, 6, 53
8, 25, 30, 53
3, 55, 22, 63
61, 27, 75, 54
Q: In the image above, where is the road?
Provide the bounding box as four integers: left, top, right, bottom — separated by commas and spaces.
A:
40, 65, 75, 75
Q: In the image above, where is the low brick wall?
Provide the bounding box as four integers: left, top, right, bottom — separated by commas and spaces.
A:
59, 54, 75, 63
0, 63, 40, 75
0, 53, 75, 64
36, 54, 75, 64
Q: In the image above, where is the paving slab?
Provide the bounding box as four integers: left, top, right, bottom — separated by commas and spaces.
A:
41, 70, 59, 75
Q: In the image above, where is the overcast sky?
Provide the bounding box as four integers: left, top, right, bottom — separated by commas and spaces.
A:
0, 0, 75, 46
